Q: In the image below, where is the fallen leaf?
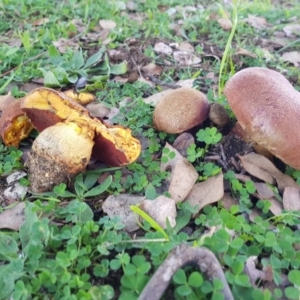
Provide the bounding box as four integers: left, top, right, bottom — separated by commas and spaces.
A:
32, 18, 49, 26
102, 194, 145, 232
141, 63, 163, 76
263, 198, 283, 216
4, 183, 27, 202
140, 196, 177, 228
99, 19, 116, 29
239, 153, 275, 184
185, 172, 224, 213
161, 143, 198, 202
85, 102, 110, 118
283, 187, 300, 211
6, 171, 27, 184
0, 93, 16, 111
239, 153, 298, 190
154, 42, 173, 55
283, 24, 300, 37
220, 193, 238, 210
177, 79, 195, 88
235, 48, 257, 58
172, 132, 195, 158
254, 182, 275, 199
244, 256, 265, 286
173, 51, 201, 65
281, 51, 300, 67
176, 41, 195, 53
143, 89, 174, 106
52, 38, 79, 53
245, 15, 268, 29
0, 202, 25, 230
168, 158, 199, 203
218, 18, 232, 31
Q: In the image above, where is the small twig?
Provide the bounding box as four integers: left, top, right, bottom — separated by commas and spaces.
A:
146, 74, 181, 89
219, 144, 227, 163
218, 158, 228, 171
204, 155, 221, 160
139, 243, 233, 300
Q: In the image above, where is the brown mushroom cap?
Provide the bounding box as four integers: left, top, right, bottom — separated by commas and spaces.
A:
0, 101, 33, 147
21, 88, 89, 132
224, 67, 300, 170
153, 87, 209, 134
27, 122, 94, 192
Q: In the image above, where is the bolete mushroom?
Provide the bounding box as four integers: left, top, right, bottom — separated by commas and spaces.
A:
0, 100, 33, 147
153, 87, 209, 134
224, 67, 300, 170
0, 87, 141, 192
27, 121, 94, 193
21, 88, 141, 166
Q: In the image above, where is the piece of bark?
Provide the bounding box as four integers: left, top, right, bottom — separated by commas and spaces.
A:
138, 243, 233, 300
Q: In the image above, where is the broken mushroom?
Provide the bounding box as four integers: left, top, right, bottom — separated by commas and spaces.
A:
0, 100, 33, 147
27, 121, 94, 193
21, 88, 141, 167
153, 87, 209, 134
0, 87, 141, 192
224, 67, 300, 170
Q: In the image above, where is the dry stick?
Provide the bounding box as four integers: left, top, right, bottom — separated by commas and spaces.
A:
138, 243, 234, 300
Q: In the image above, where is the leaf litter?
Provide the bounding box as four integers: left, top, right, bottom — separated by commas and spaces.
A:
2, 1, 300, 298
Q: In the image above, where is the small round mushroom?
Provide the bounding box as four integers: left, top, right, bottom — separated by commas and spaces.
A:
27, 122, 94, 193
224, 67, 300, 170
153, 87, 209, 134
209, 103, 230, 127
0, 101, 33, 147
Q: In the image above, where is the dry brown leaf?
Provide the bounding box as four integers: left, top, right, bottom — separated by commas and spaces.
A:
173, 51, 201, 65
99, 20, 116, 29
238, 153, 275, 184
248, 208, 260, 223
283, 187, 300, 211
281, 51, 300, 67
85, 102, 110, 118
141, 63, 163, 76
4, 183, 27, 202
239, 152, 298, 190
32, 18, 49, 26
177, 79, 195, 88
52, 38, 79, 53
154, 42, 173, 55
172, 132, 195, 158
168, 158, 198, 202
283, 24, 300, 37
140, 196, 177, 228
102, 194, 145, 232
263, 198, 283, 216
0, 93, 16, 111
176, 41, 195, 53
220, 193, 238, 210
245, 15, 268, 29
218, 18, 232, 31
245, 256, 265, 286
235, 48, 257, 58
143, 89, 173, 106
160, 143, 198, 202
254, 182, 275, 199
0, 202, 25, 230
185, 172, 224, 213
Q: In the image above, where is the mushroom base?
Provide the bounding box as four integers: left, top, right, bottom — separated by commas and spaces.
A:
27, 150, 76, 193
